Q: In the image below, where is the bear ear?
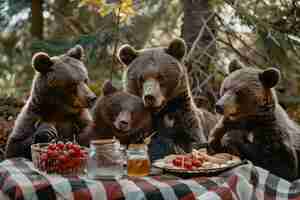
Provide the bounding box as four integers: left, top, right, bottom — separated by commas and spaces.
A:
118, 44, 138, 66
103, 80, 118, 96
259, 68, 281, 88
228, 59, 243, 74
67, 45, 84, 60
32, 52, 54, 74
165, 38, 187, 61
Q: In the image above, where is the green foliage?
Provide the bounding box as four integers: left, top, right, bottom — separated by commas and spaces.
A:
0, 0, 31, 30
208, 0, 224, 8
88, 80, 104, 97
0, 71, 19, 97
0, 0, 299, 111
79, 0, 138, 22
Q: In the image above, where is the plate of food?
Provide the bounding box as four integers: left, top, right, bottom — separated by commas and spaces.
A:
152, 149, 244, 176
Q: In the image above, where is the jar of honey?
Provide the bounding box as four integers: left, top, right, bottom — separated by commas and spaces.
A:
126, 144, 150, 177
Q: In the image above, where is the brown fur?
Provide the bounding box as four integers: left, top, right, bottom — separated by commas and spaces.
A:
118, 39, 218, 158
5, 45, 95, 159
209, 67, 300, 181
79, 81, 153, 146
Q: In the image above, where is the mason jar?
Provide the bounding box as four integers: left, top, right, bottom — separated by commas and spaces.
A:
126, 144, 150, 177
87, 139, 124, 179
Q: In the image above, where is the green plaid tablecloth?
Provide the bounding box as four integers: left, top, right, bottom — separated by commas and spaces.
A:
0, 158, 299, 200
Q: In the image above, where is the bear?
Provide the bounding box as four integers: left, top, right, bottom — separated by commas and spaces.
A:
78, 80, 153, 146
208, 65, 300, 181
5, 45, 96, 159
118, 38, 218, 160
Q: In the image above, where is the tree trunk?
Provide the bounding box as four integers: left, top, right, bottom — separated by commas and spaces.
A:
31, 0, 44, 40
182, 0, 217, 111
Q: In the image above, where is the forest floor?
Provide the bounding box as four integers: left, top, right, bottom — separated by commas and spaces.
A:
0, 96, 25, 160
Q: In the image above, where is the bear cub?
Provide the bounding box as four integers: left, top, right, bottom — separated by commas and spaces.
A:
79, 80, 153, 146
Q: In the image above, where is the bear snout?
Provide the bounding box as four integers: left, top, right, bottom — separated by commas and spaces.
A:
215, 103, 224, 114
144, 95, 156, 106
77, 82, 96, 108
87, 95, 97, 108
142, 78, 166, 109
114, 111, 132, 132
118, 121, 130, 131
216, 92, 238, 117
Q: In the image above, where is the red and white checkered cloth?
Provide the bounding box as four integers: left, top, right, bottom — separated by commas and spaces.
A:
0, 158, 299, 200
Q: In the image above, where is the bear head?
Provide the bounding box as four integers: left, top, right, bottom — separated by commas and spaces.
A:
31, 45, 96, 118
93, 80, 153, 144
216, 64, 281, 122
118, 38, 188, 112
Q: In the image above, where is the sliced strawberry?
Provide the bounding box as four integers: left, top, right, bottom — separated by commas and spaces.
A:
184, 161, 193, 170
172, 158, 182, 167
192, 159, 202, 167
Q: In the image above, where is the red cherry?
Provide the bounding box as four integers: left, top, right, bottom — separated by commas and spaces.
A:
58, 155, 67, 163
47, 149, 58, 158
47, 149, 54, 156
56, 142, 65, 150
48, 144, 56, 151
68, 149, 76, 156
66, 142, 74, 149
72, 144, 81, 152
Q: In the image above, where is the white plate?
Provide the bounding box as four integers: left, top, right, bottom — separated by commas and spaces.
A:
152, 154, 243, 175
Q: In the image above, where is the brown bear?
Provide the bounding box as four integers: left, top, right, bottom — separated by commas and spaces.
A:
5, 45, 96, 159
78, 80, 153, 146
208, 65, 300, 181
118, 38, 217, 160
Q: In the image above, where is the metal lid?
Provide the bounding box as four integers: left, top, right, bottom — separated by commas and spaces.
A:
91, 139, 116, 145
128, 144, 147, 150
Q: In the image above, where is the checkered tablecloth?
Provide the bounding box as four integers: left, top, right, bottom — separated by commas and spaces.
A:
0, 158, 300, 200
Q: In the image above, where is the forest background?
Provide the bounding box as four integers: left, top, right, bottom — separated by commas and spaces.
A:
0, 0, 300, 160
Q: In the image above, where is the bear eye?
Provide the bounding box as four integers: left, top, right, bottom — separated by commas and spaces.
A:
235, 90, 243, 96
158, 75, 164, 82
84, 78, 89, 84
68, 83, 78, 93
139, 76, 144, 83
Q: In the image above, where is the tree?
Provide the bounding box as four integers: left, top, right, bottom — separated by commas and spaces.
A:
181, 0, 217, 111
31, 0, 43, 39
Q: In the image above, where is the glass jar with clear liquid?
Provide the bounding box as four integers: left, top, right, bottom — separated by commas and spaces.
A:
87, 139, 125, 179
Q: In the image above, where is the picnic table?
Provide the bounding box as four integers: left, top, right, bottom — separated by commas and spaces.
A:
0, 158, 299, 200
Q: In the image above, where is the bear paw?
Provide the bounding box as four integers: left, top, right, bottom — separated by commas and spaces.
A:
33, 123, 58, 144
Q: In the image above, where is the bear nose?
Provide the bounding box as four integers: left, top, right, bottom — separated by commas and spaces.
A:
215, 103, 224, 114
119, 120, 129, 130
144, 95, 156, 107
88, 96, 97, 107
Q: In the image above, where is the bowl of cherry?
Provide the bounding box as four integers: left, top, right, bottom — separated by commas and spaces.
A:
31, 141, 88, 175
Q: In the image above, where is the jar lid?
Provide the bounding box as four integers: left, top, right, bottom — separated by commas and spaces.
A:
128, 144, 147, 150
91, 139, 116, 145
